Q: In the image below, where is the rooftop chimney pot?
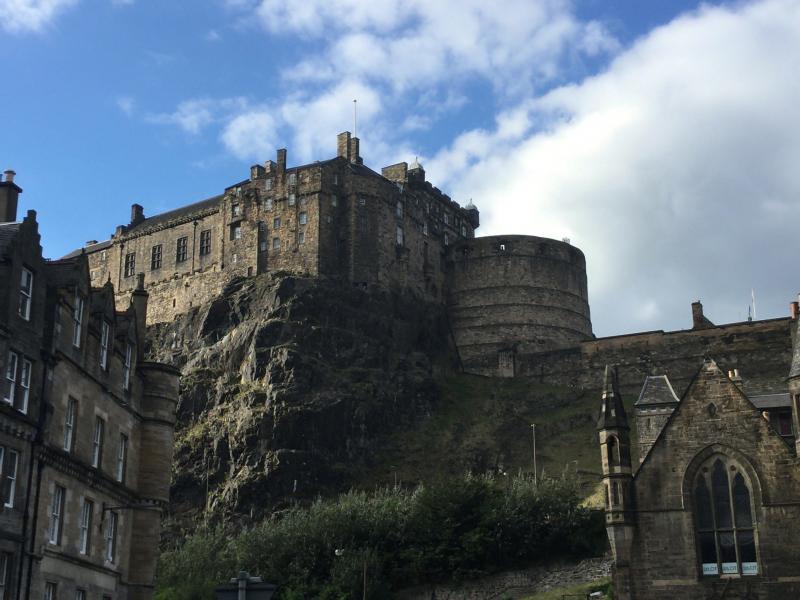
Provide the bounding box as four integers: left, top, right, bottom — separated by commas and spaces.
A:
3, 170, 15, 183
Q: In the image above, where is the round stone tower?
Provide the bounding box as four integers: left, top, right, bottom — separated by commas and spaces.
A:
447, 235, 592, 376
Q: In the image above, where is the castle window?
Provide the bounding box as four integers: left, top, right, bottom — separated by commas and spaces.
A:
333, 173, 338, 185
695, 457, 758, 576
396, 226, 404, 246
263, 197, 273, 211
151, 244, 162, 270
260, 241, 267, 252
124, 252, 136, 277
273, 217, 281, 230
443, 213, 450, 225
176, 237, 188, 263
232, 203, 241, 217
199, 230, 212, 256
258, 221, 266, 233
359, 215, 367, 232
444, 233, 449, 246
288, 193, 296, 206
396, 201, 403, 219
230, 224, 242, 241
359, 197, 366, 206
423, 222, 428, 236
19, 267, 33, 321
288, 173, 297, 186
331, 195, 338, 207
272, 238, 280, 251
232, 253, 238, 263
3, 352, 17, 407
44, 583, 56, 600
265, 178, 273, 191
299, 212, 308, 225
298, 232, 305, 245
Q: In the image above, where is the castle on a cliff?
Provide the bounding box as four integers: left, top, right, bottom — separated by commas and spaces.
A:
71, 132, 593, 376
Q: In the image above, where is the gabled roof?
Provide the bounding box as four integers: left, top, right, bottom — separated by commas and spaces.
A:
749, 392, 791, 410
597, 365, 629, 430
635, 375, 680, 407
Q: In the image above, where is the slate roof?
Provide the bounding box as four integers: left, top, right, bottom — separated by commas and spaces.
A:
0, 222, 20, 257
749, 392, 792, 410
635, 375, 680, 407
125, 195, 222, 236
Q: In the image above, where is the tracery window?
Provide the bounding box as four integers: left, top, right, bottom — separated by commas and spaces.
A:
694, 457, 757, 576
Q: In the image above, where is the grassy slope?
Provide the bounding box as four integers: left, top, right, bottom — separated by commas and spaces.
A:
360, 373, 639, 504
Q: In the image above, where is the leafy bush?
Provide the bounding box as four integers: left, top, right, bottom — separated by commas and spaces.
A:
156, 473, 605, 599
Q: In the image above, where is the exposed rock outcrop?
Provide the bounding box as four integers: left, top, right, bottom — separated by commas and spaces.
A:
148, 274, 453, 526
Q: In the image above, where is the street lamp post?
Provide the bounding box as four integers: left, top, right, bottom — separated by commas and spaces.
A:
531, 423, 537, 486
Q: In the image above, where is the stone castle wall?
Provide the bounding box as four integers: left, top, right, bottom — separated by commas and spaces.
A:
514, 317, 793, 396
447, 235, 592, 376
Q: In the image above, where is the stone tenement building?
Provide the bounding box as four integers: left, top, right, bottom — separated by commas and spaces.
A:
597, 306, 800, 599
0, 174, 179, 600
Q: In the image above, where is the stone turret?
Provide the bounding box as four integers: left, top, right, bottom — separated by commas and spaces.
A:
597, 365, 634, 600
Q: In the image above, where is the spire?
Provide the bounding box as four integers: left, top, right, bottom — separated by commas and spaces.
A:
597, 365, 628, 430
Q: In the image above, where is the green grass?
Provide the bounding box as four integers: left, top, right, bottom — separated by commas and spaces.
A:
361, 373, 620, 501
521, 578, 612, 600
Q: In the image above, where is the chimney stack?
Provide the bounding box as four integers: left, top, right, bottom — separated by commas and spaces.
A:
130, 203, 145, 226
0, 169, 22, 223
277, 148, 287, 174
349, 136, 362, 165
337, 132, 351, 161
791, 301, 799, 320
691, 301, 714, 330
130, 273, 149, 358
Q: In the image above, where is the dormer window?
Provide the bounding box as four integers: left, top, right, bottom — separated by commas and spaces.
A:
18, 268, 33, 321
72, 294, 85, 348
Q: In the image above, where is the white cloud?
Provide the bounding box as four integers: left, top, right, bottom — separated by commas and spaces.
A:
248, 0, 618, 94
0, 0, 77, 33
147, 98, 248, 135
116, 96, 135, 116
429, 0, 800, 335
205, 29, 221, 42
221, 110, 278, 160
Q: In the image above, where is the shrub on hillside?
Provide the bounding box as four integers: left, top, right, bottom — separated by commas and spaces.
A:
156, 473, 605, 599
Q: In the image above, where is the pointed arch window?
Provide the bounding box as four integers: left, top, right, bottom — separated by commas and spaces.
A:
694, 457, 757, 576
607, 435, 620, 467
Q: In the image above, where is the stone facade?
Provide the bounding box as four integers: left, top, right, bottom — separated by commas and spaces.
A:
0, 181, 179, 600
597, 311, 800, 599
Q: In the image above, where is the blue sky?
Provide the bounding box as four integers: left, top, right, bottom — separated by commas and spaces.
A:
3, 0, 800, 337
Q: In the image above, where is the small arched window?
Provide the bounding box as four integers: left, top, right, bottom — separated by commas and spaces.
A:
694, 457, 757, 576
607, 435, 620, 467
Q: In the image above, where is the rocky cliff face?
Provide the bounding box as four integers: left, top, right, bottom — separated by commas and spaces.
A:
147, 274, 453, 527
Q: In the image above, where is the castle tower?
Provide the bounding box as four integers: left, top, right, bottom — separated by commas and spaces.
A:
597, 365, 635, 600
787, 300, 800, 456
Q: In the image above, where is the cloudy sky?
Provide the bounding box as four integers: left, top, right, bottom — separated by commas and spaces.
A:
2, 0, 799, 336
